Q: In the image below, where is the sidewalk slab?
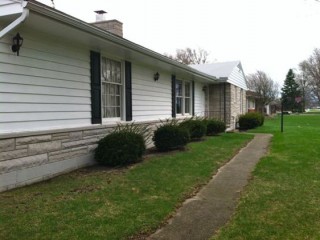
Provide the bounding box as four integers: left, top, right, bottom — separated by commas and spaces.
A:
148, 133, 272, 240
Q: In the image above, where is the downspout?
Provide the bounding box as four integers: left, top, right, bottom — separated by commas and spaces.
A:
0, 8, 29, 39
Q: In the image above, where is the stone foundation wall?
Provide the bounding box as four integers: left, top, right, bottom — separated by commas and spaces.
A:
0, 121, 159, 192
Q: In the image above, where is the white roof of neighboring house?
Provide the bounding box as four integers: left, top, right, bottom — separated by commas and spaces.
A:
191, 61, 248, 90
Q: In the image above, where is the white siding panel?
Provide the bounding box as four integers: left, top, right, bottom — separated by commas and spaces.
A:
132, 100, 169, 106
0, 83, 90, 97
132, 89, 171, 98
132, 95, 171, 102
133, 110, 171, 116
0, 73, 90, 90
132, 105, 170, 111
0, 31, 91, 134
0, 119, 91, 134
0, 93, 90, 104
132, 115, 171, 122
2, 103, 90, 113
0, 63, 89, 83
132, 64, 172, 121
1, 112, 90, 122
229, 67, 248, 90
1, 52, 89, 76
194, 82, 206, 116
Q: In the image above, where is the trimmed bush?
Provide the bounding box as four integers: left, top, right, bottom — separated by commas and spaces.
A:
206, 119, 226, 135
95, 123, 148, 166
153, 124, 190, 151
179, 119, 207, 140
238, 112, 264, 130
95, 132, 146, 166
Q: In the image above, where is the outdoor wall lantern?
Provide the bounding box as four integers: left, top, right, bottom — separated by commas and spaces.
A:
202, 86, 207, 92
154, 72, 160, 81
12, 33, 23, 56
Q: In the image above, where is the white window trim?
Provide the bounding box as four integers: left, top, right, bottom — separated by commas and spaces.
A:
176, 79, 192, 116
101, 56, 125, 123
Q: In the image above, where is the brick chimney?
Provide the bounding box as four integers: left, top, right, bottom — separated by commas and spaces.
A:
92, 10, 123, 37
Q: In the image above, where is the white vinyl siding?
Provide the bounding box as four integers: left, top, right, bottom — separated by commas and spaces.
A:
229, 66, 248, 90
194, 82, 206, 116
0, 31, 91, 133
132, 64, 171, 121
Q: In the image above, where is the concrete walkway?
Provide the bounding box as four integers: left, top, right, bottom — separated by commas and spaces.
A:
148, 133, 272, 240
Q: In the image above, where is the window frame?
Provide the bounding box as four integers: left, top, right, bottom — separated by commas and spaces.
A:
101, 56, 125, 122
175, 79, 192, 116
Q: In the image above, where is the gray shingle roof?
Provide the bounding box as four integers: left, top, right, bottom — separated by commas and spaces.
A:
190, 61, 240, 79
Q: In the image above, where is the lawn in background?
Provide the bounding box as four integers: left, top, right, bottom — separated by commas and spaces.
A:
0, 133, 252, 240
213, 114, 320, 239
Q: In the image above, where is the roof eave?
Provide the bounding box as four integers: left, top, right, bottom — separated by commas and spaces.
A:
26, 1, 218, 83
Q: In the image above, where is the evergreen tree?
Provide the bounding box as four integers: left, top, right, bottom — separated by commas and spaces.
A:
281, 69, 302, 112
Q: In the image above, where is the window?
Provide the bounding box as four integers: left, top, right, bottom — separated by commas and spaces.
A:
176, 80, 192, 115
101, 57, 122, 119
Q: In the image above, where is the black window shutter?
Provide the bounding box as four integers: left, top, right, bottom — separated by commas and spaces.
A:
90, 51, 102, 124
125, 61, 132, 121
171, 75, 176, 118
192, 81, 195, 116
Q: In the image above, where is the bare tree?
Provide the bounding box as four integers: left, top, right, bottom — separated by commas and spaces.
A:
295, 73, 318, 109
246, 71, 279, 112
299, 48, 320, 104
164, 47, 210, 65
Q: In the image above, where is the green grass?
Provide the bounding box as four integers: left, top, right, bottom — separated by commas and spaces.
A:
213, 115, 320, 239
0, 134, 252, 240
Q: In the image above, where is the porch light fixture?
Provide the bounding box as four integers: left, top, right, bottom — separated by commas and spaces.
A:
202, 86, 207, 92
12, 33, 23, 56
154, 72, 160, 81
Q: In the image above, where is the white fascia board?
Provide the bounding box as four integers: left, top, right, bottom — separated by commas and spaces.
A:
26, 1, 217, 84
0, 0, 27, 17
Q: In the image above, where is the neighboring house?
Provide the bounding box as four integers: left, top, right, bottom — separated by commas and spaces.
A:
246, 90, 258, 112
191, 61, 248, 130
246, 90, 280, 115
0, 1, 249, 191
265, 100, 281, 115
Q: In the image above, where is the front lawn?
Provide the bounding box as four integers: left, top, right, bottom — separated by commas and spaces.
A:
0, 133, 252, 240
213, 114, 320, 239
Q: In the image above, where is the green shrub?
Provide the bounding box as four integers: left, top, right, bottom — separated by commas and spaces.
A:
179, 119, 207, 140
206, 119, 226, 135
153, 121, 190, 151
95, 123, 148, 166
238, 112, 264, 130
113, 122, 152, 145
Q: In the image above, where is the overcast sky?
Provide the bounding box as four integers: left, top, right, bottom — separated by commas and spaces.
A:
38, 0, 320, 85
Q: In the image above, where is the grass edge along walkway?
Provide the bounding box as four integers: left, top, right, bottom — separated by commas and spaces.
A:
149, 134, 272, 240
